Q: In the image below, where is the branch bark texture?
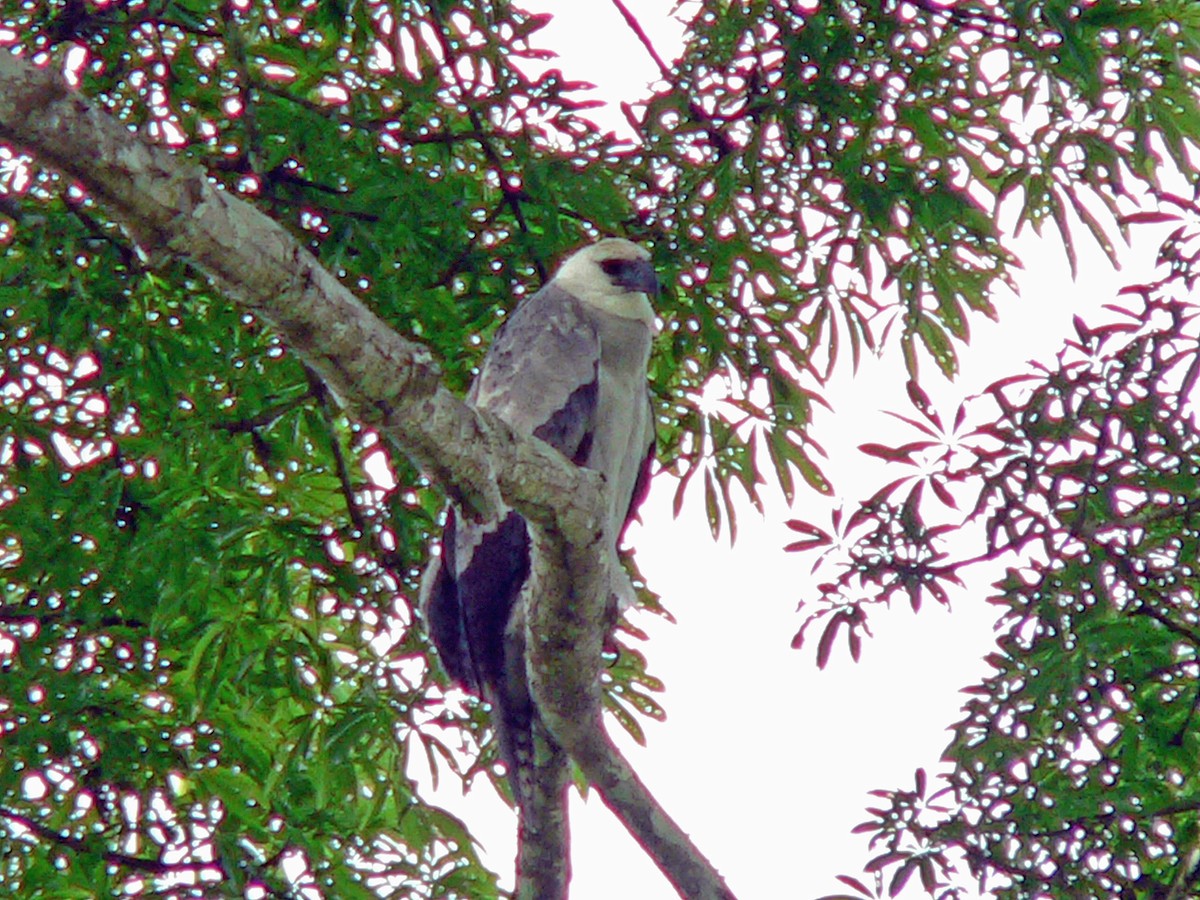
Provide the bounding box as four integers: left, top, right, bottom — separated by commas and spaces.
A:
0, 51, 734, 899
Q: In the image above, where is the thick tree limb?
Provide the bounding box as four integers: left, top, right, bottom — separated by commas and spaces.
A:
530, 532, 736, 900
0, 51, 734, 899
498, 603, 572, 898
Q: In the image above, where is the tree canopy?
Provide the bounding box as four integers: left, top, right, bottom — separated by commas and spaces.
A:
2, 0, 1200, 897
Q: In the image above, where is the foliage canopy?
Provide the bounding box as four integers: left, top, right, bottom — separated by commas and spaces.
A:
4, 0, 1200, 897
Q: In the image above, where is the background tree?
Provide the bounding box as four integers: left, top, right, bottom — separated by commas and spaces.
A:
1, 1, 1199, 898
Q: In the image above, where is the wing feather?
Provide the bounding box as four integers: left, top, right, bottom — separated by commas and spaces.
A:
620, 397, 656, 543
471, 283, 600, 461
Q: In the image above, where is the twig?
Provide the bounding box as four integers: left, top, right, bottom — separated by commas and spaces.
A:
0, 608, 146, 629
213, 391, 314, 434
0, 806, 225, 878
311, 370, 370, 538
252, 80, 495, 146
222, 14, 261, 176
610, 0, 672, 79
425, 3, 547, 281
609, 0, 733, 159
64, 203, 138, 271
905, 0, 1020, 41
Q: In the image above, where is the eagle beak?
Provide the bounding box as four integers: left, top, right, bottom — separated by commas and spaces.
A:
618, 259, 660, 297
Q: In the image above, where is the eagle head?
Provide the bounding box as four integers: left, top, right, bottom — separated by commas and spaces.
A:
552, 238, 659, 325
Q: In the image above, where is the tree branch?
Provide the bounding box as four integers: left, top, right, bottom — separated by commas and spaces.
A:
0, 51, 733, 899
0, 805, 226, 879
610, 0, 672, 79
0, 51, 516, 524
528, 529, 736, 899
609, 0, 734, 160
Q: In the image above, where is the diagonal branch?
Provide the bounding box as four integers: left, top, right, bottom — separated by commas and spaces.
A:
0, 806, 227, 879
609, 0, 734, 159
0, 52, 528, 525
529, 529, 736, 899
0, 50, 734, 899
610, 0, 672, 78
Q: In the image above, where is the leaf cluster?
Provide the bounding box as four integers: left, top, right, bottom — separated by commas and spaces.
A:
633, 0, 1200, 534
807, 196, 1200, 897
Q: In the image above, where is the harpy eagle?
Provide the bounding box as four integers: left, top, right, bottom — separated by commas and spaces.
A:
420, 238, 658, 802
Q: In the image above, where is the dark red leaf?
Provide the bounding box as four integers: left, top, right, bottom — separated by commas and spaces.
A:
865, 477, 912, 506
1072, 314, 1089, 342
902, 480, 925, 519
785, 537, 830, 553
953, 402, 967, 431
930, 477, 958, 510
790, 623, 808, 650
1119, 210, 1179, 225
928, 579, 950, 606
836, 874, 874, 897
1158, 190, 1196, 209
888, 859, 917, 897
865, 852, 906, 873
907, 583, 922, 613
919, 858, 939, 892
906, 379, 932, 414
859, 442, 920, 463
785, 519, 831, 538
816, 614, 845, 669
983, 372, 1040, 393
620, 101, 641, 133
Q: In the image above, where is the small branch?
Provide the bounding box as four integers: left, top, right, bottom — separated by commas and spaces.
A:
1180, 339, 1200, 403
609, 0, 733, 159
65, 202, 139, 271
1167, 834, 1200, 900
213, 391, 314, 434
577, 729, 736, 899
308, 368, 421, 580
0, 608, 147, 629
1130, 597, 1200, 648
253, 79, 493, 146
263, 165, 350, 197
311, 370, 369, 538
905, 0, 1021, 42
222, 14, 261, 175
0, 806, 225, 878
425, 4, 546, 280
431, 198, 509, 289
610, 0, 672, 79
209, 153, 383, 223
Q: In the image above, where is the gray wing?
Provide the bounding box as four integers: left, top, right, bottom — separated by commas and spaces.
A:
471, 283, 600, 462
421, 281, 601, 808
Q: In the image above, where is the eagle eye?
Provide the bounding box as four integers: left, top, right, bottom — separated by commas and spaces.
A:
598, 256, 659, 296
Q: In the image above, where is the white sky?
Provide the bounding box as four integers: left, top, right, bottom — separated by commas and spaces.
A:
415, 3, 1174, 897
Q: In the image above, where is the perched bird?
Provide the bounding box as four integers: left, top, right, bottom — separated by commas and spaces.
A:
420, 238, 658, 803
